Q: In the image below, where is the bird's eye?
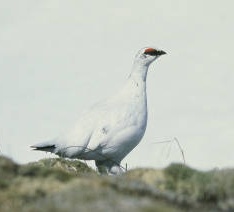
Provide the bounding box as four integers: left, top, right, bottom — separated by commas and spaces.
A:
144, 48, 158, 56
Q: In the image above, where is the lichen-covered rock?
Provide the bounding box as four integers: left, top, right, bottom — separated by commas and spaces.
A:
0, 155, 233, 211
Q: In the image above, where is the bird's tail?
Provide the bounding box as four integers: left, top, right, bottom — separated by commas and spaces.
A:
30, 140, 57, 153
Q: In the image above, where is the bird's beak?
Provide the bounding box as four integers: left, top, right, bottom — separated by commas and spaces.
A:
158, 50, 167, 56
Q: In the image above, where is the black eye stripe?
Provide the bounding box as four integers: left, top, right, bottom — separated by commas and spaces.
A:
144, 50, 166, 56
144, 50, 158, 56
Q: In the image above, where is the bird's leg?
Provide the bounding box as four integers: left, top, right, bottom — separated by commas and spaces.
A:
95, 160, 124, 175
96, 165, 108, 175
95, 160, 108, 175
108, 165, 124, 175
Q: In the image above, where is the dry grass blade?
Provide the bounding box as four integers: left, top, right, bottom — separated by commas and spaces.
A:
153, 137, 186, 164
174, 137, 186, 164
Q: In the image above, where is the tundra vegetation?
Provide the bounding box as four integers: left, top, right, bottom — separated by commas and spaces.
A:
0, 155, 233, 212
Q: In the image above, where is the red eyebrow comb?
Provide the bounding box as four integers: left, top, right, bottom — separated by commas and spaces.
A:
144, 48, 156, 54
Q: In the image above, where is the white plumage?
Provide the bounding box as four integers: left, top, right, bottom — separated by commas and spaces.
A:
31, 47, 166, 175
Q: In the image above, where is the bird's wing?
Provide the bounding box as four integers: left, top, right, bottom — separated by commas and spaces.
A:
56, 99, 112, 150
86, 98, 142, 154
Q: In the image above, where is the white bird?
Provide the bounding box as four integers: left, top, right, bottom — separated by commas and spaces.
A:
31, 47, 166, 175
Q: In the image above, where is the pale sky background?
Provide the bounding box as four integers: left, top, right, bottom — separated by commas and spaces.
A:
0, 0, 233, 170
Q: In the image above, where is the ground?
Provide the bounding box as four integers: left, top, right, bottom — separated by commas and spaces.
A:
0, 155, 234, 211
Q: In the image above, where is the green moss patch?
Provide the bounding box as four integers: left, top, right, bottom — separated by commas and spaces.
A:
0, 156, 234, 211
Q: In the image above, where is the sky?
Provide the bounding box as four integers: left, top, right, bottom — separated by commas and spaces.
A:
0, 0, 234, 170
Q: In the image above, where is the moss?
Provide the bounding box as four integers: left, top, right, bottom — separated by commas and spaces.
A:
18, 158, 95, 182
19, 164, 73, 182
30, 158, 94, 175
0, 156, 234, 211
0, 156, 18, 176
0, 156, 19, 189
165, 163, 198, 181
164, 163, 234, 204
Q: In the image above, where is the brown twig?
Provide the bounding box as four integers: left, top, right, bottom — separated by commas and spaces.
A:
174, 137, 186, 164
154, 137, 186, 164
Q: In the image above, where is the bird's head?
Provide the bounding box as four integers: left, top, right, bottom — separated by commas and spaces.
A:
134, 47, 166, 66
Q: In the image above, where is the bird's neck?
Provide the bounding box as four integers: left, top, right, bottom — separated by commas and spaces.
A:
129, 63, 149, 83
116, 63, 149, 99
119, 63, 149, 98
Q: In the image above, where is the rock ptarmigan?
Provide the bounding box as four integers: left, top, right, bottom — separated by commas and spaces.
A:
31, 47, 166, 175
